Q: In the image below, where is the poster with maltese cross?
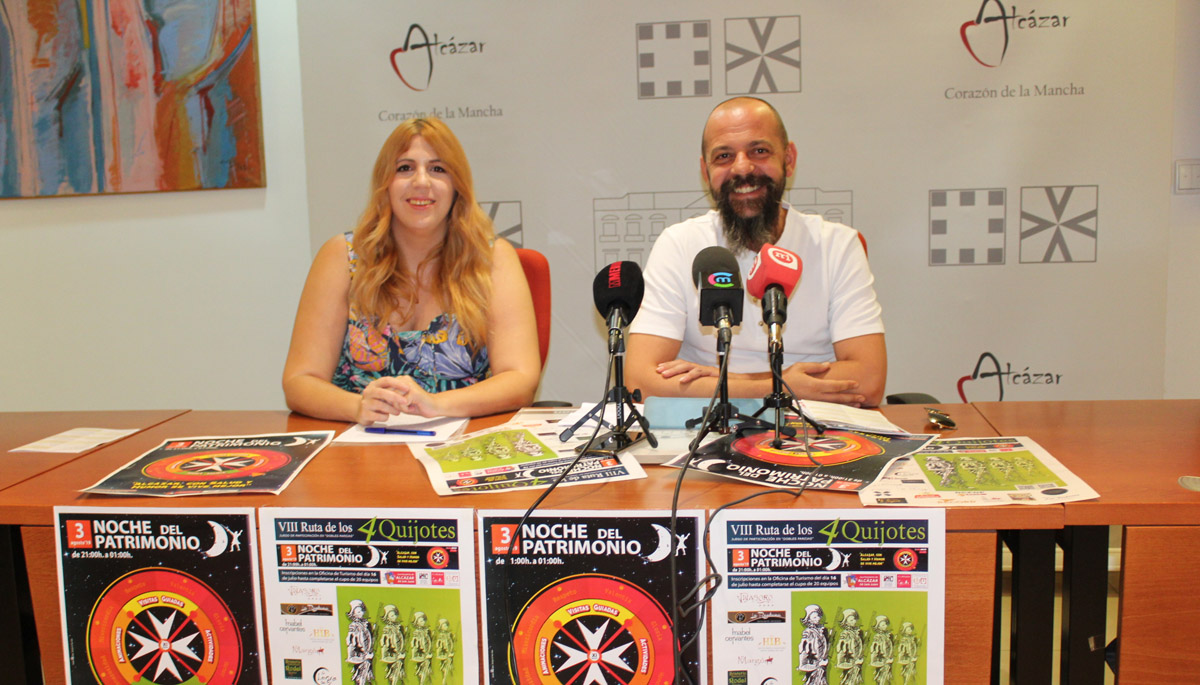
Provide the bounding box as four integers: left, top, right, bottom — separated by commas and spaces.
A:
55, 506, 265, 684
478, 509, 705, 684
83, 431, 333, 497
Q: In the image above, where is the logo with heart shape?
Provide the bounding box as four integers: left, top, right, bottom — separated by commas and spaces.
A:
960, 1, 1073, 68
958, 351, 1065, 401
961, 0, 1010, 67
958, 351, 1005, 401
389, 24, 487, 92
390, 24, 435, 91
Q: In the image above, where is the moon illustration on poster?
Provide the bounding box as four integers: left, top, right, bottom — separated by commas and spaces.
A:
641, 524, 673, 563
204, 521, 229, 558
827, 548, 844, 570
365, 545, 383, 567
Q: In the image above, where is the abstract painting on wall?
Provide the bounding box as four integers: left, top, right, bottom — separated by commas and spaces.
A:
0, 0, 264, 198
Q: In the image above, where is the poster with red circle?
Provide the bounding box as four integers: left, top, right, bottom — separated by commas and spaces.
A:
55, 507, 266, 684
83, 431, 333, 497
666, 427, 936, 491
478, 510, 705, 684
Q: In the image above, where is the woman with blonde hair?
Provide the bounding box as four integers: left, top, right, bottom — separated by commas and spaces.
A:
283, 118, 540, 421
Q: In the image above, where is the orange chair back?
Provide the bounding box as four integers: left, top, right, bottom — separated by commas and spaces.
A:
515, 248, 551, 368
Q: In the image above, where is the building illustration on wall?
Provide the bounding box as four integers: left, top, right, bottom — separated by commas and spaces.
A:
636, 21, 712, 99
481, 201, 523, 248
593, 188, 852, 270
725, 16, 802, 95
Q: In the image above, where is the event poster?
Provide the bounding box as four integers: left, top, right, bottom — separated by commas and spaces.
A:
259, 508, 478, 684
709, 508, 945, 684
411, 421, 645, 495
478, 509, 705, 684
860, 436, 1100, 506
664, 426, 935, 491
83, 431, 333, 496
54, 506, 265, 684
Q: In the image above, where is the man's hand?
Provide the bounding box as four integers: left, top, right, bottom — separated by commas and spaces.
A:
655, 359, 718, 385
782, 362, 865, 406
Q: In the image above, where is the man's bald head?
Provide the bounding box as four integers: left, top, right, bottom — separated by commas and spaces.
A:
701, 97, 789, 156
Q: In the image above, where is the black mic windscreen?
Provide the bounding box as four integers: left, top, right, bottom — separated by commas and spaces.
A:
690, 246, 743, 327
592, 261, 644, 322
691, 246, 739, 290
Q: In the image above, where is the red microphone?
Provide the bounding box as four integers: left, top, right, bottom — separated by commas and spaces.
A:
746, 244, 802, 350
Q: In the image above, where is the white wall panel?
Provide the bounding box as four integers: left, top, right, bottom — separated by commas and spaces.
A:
3, 2, 1190, 412
297, 1, 1177, 403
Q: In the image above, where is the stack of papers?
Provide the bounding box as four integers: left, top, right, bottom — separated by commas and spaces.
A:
797, 400, 910, 435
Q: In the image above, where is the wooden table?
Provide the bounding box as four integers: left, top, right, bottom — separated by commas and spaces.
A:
0, 410, 186, 491
0, 405, 1047, 684
0, 410, 186, 683
975, 400, 1200, 685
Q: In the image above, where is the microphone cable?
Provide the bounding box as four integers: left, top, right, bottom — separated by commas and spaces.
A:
667, 347, 730, 684
667, 354, 832, 683
500, 352, 614, 680
769, 361, 829, 493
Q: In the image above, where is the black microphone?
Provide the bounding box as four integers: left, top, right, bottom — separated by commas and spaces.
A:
593, 261, 644, 353
690, 246, 743, 344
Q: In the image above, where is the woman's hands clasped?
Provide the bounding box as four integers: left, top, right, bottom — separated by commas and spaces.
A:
355, 376, 442, 423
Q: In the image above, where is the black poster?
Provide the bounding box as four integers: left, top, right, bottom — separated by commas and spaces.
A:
55, 507, 265, 684
478, 510, 705, 684
83, 431, 333, 497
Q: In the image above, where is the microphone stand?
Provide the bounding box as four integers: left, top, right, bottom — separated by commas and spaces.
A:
560, 319, 657, 454
685, 311, 759, 435
750, 326, 824, 448
755, 336, 795, 449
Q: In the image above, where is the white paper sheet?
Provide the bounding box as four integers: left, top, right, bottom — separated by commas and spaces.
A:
333, 417, 468, 444
10, 427, 138, 453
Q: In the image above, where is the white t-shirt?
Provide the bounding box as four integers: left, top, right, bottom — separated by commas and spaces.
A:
629, 205, 884, 374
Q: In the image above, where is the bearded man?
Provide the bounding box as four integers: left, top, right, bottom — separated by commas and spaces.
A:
627, 97, 886, 406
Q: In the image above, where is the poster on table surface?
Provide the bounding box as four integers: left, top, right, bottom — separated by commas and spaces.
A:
663, 426, 935, 491
83, 431, 333, 496
860, 436, 1100, 506
411, 419, 645, 495
259, 508, 477, 684
478, 509, 705, 684
709, 508, 945, 684
54, 507, 265, 684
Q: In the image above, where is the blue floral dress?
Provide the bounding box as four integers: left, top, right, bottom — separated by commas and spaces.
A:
331, 233, 489, 394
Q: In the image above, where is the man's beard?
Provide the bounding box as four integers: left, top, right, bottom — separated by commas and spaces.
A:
714, 172, 785, 254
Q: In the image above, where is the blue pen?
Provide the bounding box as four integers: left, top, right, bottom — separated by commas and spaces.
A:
364, 426, 437, 436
